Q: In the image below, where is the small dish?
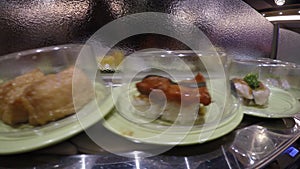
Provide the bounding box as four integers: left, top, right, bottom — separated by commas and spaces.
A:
0, 44, 113, 154
229, 58, 300, 118
103, 84, 243, 145
103, 105, 243, 145
103, 50, 242, 145
115, 80, 240, 132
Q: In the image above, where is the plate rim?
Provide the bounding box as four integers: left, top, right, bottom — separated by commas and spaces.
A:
0, 95, 114, 155
241, 87, 300, 118
115, 84, 240, 133
103, 85, 243, 145
103, 106, 243, 145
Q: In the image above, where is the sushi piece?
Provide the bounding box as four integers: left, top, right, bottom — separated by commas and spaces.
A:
232, 73, 270, 106
134, 73, 211, 125
136, 73, 211, 106
252, 82, 270, 106
231, 78, 253, 100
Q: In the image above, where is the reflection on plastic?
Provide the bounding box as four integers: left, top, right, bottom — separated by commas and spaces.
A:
230, 125, 293, 168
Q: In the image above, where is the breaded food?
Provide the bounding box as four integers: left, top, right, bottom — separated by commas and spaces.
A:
0, 69, 45, 125
0, 66, 93, 126
21, 66, 93, 126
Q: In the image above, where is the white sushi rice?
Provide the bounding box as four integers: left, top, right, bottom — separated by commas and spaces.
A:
131, 94, 205, 125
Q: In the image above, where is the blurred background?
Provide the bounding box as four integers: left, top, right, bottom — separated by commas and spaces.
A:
0, 1, 300, 168
0, 0, 299, 63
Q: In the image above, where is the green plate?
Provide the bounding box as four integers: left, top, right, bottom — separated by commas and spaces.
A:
103, 85, 243, 145
0, 95, 114, 155
242, 87, 300, 118
103, 106, 243, 145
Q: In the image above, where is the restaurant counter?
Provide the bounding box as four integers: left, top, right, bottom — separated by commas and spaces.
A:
1, 115, 300, 169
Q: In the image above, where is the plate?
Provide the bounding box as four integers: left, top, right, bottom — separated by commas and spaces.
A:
0, 95, 114, 155
103, 106, 243, 145
103, 85, 243, 145
242, 87, 300, 118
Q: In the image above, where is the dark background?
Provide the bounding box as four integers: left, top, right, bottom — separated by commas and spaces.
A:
0, 0, 299, 61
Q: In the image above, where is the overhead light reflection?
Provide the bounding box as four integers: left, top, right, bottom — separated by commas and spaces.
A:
184, 157, 191, 169
274, 0, 285, 6
134, 151, 141, 169
80, 155, 87, 169
266, 15, 300, 21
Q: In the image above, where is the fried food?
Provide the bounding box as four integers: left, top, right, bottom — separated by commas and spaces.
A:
22, 66, 93, 125
0, 69, 45, 125
0, 66, 93, 126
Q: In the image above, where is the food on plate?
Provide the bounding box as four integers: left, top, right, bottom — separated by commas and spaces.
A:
0, 66, 93, 126
0, 69, 45, 125
23, 66, 93, 125
133, 73, 211, 124
97, 50, 124, 72
231, 73, 270, 106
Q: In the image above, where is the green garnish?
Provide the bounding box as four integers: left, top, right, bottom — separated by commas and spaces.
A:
243, 73, 260, 89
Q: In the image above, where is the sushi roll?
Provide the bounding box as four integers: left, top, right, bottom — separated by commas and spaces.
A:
232, 73, 270, 106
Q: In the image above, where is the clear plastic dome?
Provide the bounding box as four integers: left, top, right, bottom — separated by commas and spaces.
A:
108, 50, 242, 144
0, 44, 109, 154
229, 58, 300, 118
